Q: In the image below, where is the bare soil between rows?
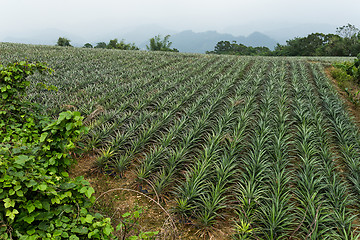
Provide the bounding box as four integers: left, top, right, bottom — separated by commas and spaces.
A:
69, 154, 233, 239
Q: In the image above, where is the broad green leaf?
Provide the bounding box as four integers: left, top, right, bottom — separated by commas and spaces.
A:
40, 132, 48, 142
69, 235, 80, 240
26, 179, 37, 188
84, 214, 94, 223
66, 122, 73, 131
23, 215, 35, 224
14, 155, 30, 166
60, 182, 76, 190
88, 229, 99, 238
42, 201, 50, 211
133, 210, 140, 219
103, 225, 113, 236
38, 183, 47, 191
80, 187, 95, 198
16, 190, 24, 197
4, 198, 15, 208
72, 226, 88, 234
6, 209, 19, 220
34, 200, 42, 209
26, 229, 36, 235
85, 187, 95, 198
61, 232, 69, 238
53, 229, 63, 237
27, 202, 35, 213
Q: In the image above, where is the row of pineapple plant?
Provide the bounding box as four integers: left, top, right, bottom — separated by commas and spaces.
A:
2, 43, 360, 238
174, 60, 265, 225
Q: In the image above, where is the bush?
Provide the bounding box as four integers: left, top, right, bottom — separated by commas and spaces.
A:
333, 56, 360, 83
0, 61, 114, 239
330, 67, 353, 84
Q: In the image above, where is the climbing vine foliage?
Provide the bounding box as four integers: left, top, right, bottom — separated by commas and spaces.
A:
0, 61, 114, 239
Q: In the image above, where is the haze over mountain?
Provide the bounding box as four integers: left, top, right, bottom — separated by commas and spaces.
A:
221, 22, 338, 44
167, 30, 277, 53
0, 22, 343, 53
1, 0, 359, 53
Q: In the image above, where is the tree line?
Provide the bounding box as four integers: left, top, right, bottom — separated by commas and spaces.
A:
208, 24, 360, 56
56, 24, 360, 56
56, 34, 178, 52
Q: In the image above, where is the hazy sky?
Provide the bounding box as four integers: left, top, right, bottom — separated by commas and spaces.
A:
1, 0, 360, 37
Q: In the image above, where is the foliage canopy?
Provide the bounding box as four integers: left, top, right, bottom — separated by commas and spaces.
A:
208, 24, 360, 57
147, 34, 179, 52
0, 61, 115, 239
56, 37, 72, 47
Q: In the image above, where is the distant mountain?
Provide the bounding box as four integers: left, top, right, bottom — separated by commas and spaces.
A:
3, 23, 334, 53
221, 22, 337, 44
167, 30, 277, 53
246, 32, 278, 49
92, 24, 177, 47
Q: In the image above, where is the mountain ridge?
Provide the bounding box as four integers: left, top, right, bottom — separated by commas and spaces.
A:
1, 23, 338, 53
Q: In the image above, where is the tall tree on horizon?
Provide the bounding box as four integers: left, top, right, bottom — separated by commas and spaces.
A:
147, 34, 179, 52
56, 37, 72, 47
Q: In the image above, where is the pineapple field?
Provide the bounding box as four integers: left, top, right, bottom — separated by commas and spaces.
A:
1, 42, 360, 239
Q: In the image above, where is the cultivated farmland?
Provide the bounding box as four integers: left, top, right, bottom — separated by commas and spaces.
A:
1, 42, 360, 239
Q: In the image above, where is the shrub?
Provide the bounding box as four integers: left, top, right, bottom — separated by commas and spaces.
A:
333, 56, 360, 83
330, 67, 353, 85
0, 61, 114, 239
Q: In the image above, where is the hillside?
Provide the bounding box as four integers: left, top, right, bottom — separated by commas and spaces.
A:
1, 42, 360, 239
168, 30, 277, 53
1, 27, 277, 53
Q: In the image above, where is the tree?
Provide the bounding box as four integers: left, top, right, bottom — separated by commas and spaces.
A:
107, 38, 119, 49
95, 42, 107, 49
207, 40, 270, 56
272, 26, 360, 57
106, 38, 139, 50
211, 41, 233, 54
336, 24, 360, 39
210, 24, 359, 57
146, 34, 179, 52
83, 43, 93, 48
56, 37, 72, 47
